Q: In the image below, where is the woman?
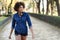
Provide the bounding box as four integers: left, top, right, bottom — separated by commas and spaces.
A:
9, 2, 34, 40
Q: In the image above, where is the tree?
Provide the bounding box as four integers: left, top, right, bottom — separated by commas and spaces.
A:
42, 0, 44, 14
34, 0, 41, 14
50, 0, 54, 16
46, 0, 49, 15
8, 0, 13, 15
46, 0, 54, 16
55, 0, 60, 16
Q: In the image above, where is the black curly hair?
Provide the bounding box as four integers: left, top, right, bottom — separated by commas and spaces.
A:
14, 2, 25, 11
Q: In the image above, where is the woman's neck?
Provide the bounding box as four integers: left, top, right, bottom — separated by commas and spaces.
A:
17, 12, 23, 17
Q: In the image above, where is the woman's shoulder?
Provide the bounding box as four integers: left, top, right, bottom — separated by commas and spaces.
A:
13, 13, 17, 17
23, 12, 29, 16
14, 13, 17, 15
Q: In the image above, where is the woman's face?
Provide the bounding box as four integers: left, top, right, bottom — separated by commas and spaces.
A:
18, 5, 24, 13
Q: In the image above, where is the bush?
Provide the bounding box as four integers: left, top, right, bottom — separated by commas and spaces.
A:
29, 13, 60, 27
2, 15, 11, 17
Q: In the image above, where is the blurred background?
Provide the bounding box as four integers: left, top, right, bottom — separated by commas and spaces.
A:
0, 0, 60, 16
0, 0, 60, 40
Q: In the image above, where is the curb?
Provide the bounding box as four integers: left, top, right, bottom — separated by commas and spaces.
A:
0, 16, 12, 31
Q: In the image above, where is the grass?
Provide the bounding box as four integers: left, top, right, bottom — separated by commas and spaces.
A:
0, 16, 7, 23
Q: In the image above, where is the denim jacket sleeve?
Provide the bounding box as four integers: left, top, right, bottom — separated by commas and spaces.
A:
26, 13, 32, 28
12, 15, 16, 29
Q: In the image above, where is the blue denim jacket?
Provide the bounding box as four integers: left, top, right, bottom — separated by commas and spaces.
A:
12, 12, 32, 34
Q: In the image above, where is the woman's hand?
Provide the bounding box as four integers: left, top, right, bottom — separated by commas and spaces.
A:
9, 28, 13, 39
9, 35, 11, 39
32, 33, 34, 39
29, 27, 35, 39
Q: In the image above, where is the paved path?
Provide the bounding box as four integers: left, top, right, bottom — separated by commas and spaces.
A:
0, 16, 60, 40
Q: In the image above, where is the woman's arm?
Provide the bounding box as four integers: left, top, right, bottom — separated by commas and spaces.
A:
9, 28, 14, 39
9, 15, 16, 39
26, 13, 34, 39
29, 27, 34, 39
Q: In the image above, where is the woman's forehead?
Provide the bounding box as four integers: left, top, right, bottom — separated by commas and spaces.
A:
19, 5, 24, 8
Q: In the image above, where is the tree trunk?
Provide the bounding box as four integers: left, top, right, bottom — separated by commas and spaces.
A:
55, 0, 60, 16
8, 0, 13, 15
46, 0, 49, 15
33, 1, 35, 13
34, 0, 41, 14
36, 0, 41, 14
42, 0, 44, 14
51, 0, 54, 16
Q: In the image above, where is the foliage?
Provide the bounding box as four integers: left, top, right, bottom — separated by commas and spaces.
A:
29, 13, 60, 27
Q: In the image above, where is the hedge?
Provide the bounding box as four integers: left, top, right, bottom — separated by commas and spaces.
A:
29, 13, 60, 27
